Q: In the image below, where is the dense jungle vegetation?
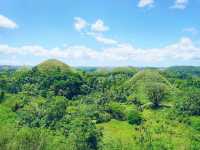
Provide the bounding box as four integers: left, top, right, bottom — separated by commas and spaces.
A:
0, 59, 200, 150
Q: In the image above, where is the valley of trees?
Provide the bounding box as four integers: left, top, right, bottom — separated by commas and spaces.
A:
0, 59, 200, 150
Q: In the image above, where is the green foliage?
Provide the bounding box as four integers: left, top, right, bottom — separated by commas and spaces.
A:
0, 90, 4, 101
127, 70, 171, 87
96, 112, 111, 123
146, 83, 168, 107
0, 105, 17, 124
110, 67, 138, 76
1, 60, 200, 149
9, 128, 50, 150
22, 83, 39, 96
0, 126, 70, 150
1, 59, 87, 99
107, 102, 126, 121
190, 117, 200, 131
67, 117, 102, 150
176, 90, 200, 115
135, 125, 154, 149
127, 109, 142, 125
165, 66, 200, 79
17, 96, 67, 128
118, 70, 172, 105
0, 125, 16, 150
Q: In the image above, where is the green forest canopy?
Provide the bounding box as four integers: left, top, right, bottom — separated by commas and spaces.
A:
0, 59, 200, 150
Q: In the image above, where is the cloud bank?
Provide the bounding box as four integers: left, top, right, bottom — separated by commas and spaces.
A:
1, 37, 200, 66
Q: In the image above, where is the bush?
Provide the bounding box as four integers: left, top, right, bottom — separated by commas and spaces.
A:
127, 110, 142, 125
0, 90, 4, 102
176, 90, 200, 115
0, 126, 71, 150
0, 125, 16, 150
146, 83, 168, 107
67, 117, 102, 150
96, 112, 111, 123
190, 117, 200, 131
8, 128, 50, 150
107, 103, 126, 121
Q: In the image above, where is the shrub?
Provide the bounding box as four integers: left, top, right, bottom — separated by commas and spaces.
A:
8, 128, 50, 150
176, 90, 200, 115
107, 102, 126, 121
0, 125, 16, 150
146, 83, 168, 108
96, 112, 111, 123
0, 90, 4, 102
0, 126, 70, 150
127, 110, 142, 125
67, 117, 102, 150
190, 117, 200, 131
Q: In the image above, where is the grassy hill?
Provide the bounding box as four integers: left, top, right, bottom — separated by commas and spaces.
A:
36, 59, 73, 73
121, 70, 173, 104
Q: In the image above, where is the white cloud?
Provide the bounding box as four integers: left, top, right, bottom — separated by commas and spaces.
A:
74, 17, 88, 31
171, 0, 188, 9
0, 14, 18, 29
86, 32, 118, 45
1, 37, 200, 66
138, 0, 154, 8
95, 36, 118, 45
91, 19, 109, 32
183, 27, 198, 35
74, 18, 116, 45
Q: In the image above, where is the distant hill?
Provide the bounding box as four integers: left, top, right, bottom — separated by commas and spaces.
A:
0, 66, 32, 74
36, 59, 74, 73
0, 65, 20, 71
83, 67, 138, 77
110, 67, 138, 75
165, 66, 200, 78
77, 67, 99, 72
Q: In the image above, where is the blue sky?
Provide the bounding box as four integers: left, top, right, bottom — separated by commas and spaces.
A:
0, 0, 200, 66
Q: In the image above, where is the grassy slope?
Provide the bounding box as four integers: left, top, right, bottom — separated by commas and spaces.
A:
0, 105, 17, 125
98, 119, 135, 143
122, 70, 175, 104
98, 108, 200, 149
0, 94, 19, 125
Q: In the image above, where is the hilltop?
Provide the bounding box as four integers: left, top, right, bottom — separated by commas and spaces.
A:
36, 59, 73, 73
127, 70, 171, 86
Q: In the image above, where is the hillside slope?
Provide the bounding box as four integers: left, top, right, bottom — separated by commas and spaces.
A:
121, 70, 172, 103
